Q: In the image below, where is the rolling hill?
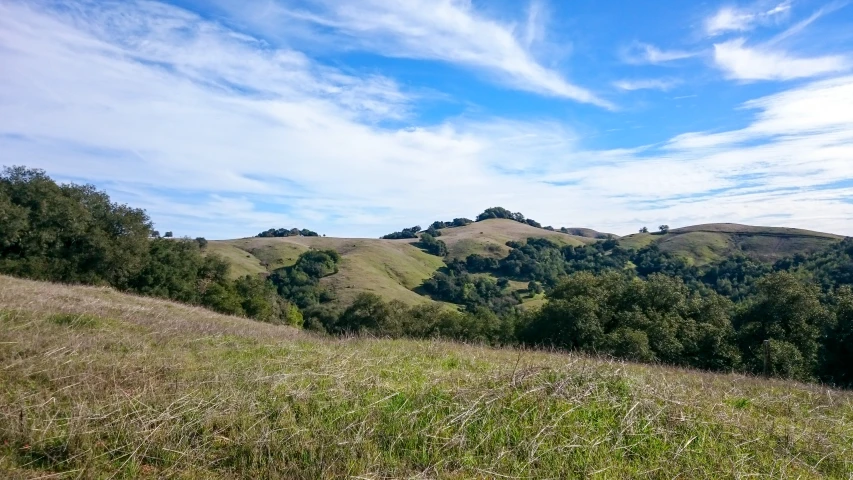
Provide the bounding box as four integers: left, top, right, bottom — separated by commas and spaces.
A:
421, 218, 596, 260
208, 220, 845, 307
210, 219, 596, 305
619, 223, 844, 266
1, 274, 850, 478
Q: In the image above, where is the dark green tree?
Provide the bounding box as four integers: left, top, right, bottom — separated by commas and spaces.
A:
820, 286, 853, 386
735, 272, 831, 380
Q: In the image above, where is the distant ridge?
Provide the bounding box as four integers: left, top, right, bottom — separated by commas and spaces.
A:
670, 223, 844, 238
621, 222, 842, 265
559, 227, 616, 239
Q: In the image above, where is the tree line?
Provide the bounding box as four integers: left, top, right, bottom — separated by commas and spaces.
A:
257, 227, 319, 237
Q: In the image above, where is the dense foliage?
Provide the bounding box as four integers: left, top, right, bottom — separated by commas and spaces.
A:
522, 272, 741, 370
416, 233, 853, 386
429, 218, 473, 229
476, 206, 542, 228
381, 225, 421, 239
0, 166, 151, 288
1, 167, 301, 325
422, 269, 520, 314
269, 249, 340, 309
307, 293, 519, 345
417, 233, 448, 257
257, 227, 319, 237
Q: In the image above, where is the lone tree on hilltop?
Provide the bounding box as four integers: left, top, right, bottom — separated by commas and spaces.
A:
658, 225, 669, 234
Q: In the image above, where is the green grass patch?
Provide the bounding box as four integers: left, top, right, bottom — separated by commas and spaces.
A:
47, 312, 105, 328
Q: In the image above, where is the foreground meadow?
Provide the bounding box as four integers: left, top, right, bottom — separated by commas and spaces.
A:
1, 275, 851, 479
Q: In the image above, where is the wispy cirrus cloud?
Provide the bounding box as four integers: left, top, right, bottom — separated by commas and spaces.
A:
713, 38, 848, 80
613, 78, 680, 91
621, 42, 696, 65
201, 0, 611, 108
705, 1, 792, 36
709, 3, 850, 81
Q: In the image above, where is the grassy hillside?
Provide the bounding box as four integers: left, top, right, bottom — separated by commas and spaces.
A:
204, 241, 269, 278
216, 237, 309, 272
205, 221, 845, 309
212, 219, 594, 305
423, 219, 595, 260
217, 236, 445, 305
2, 275, 852, 479
620, 223, 843, 266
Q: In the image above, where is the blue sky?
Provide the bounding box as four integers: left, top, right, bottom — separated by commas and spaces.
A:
1, 0, 853, 238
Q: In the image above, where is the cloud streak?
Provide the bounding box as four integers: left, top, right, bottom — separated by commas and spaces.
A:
705, 1, 792, 36
713, 38, 848, 81
613, 78, 680, 91
204, 0, 611, 107
708, 2, 849, 81
622, 42, 696, 65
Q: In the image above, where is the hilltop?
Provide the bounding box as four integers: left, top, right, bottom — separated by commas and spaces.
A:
2, 274, 851, 479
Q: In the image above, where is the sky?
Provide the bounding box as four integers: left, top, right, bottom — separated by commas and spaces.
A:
1, 0, 853, 239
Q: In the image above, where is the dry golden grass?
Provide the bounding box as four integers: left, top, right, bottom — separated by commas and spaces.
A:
435, 219, 594, 260
2, 275, 852, 479
0, 275, 300, 341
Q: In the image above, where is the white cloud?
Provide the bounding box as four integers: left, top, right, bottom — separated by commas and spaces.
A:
2, 0, 853, 238
205, 0, 610, 107
622, 42, 696, 65
613, 78, 680, 91
705, 1, 792, 36
713, 38, 848, 80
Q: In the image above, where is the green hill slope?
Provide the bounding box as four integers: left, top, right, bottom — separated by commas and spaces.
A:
2, 275, 851, 479
620, 223, 843, 265
214, 236, 444, 305
207, 221, 844, 308
211, 219, 595, 305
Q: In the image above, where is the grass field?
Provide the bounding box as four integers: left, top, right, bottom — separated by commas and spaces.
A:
619, 223, 843, 266
2, 275, 852, 479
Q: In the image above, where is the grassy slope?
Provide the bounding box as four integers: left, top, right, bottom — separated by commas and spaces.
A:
204, 241, 269, 278
434, 219, 594, 260
206, 221, 843, 310
219, 236, 445, 305
212, 219, 594, 305
218, 237, 309, 272
1, 275, 852, 479
619, 223, 843, 266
